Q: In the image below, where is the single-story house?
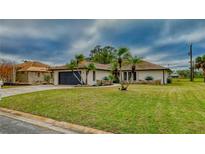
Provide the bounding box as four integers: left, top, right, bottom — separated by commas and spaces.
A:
50, 61, 111, 85
170, 73, 179, 78
50, 60, 169, 85
15, 61, 52, 84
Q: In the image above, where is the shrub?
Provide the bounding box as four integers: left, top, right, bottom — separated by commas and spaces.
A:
44, 75, 51, 83
145, 76, 154, 81
167, 78, 172, 84
103, 76, 109, 80
108, 74, 114, 81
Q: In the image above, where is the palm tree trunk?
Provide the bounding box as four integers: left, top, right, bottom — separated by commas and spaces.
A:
76, 68, 84, 85
86, 71, 88, 85
120, 67, 122, 83
72, 71, 82, 84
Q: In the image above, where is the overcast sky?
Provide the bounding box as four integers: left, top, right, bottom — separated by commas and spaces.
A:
0, 19, 205, 69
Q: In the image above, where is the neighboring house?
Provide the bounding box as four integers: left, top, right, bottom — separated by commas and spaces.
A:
51, 60, 169, 85
15, 61, 52, 84
50, 61, 111, 85
170, 73, 179, 78
121, 60, 169, 84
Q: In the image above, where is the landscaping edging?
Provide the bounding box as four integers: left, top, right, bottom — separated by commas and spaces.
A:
0, 107, 112, 134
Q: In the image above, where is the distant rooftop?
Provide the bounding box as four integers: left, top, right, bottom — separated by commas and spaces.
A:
16, 61, 50, 72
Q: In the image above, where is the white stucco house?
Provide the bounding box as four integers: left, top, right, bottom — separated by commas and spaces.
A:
51, 61, 111, 85
50, 60, 169, 85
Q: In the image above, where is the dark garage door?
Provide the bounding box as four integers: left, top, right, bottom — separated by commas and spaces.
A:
59, 71, 81, 85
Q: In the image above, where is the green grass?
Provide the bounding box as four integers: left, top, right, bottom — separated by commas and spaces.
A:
0, 78, 205, 133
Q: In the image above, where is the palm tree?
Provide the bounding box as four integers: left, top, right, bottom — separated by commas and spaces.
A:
75, 54, 85, 65
129, 55, 141, 82
66, 54, 85, 85
111, 60, 119, 83
116, 47, 130, 83
75, 54, 85, 84
66, 59, 82, 84
85, 63, 96, 85
195, 55, 205, 82
115, 47, 132, 90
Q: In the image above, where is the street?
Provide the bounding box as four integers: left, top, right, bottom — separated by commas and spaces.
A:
0, 115, 60, 134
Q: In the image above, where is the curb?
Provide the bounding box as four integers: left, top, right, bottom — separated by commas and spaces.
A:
0, 107, 112, 134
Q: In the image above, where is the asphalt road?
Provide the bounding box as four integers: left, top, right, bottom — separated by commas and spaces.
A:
0, 115, 60, 134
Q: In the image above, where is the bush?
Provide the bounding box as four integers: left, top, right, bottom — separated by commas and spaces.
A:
167, 78, 172, 84
108, 74, 114, 81
145, 76, 154, 81
103, 76, 109, 80
113, 77, 119, 83
44, 75, 51, 83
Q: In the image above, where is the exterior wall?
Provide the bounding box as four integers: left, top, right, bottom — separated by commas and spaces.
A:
122, 70, 168, 84
81, 69, 111, 85
53, 69, 111, 85
28, 72, 52, 84
16, 72, 28, 83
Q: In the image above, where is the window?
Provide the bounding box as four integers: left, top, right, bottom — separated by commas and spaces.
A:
37, 72, 40, 77
123, 72, 127, 81
93, 71, 96, 81
133, 72, 137, 81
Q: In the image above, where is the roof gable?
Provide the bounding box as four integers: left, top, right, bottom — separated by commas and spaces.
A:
121, 60, 168, 70
50, 61, 111, 71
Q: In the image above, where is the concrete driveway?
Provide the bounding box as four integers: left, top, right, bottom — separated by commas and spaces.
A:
0, 85, 73, 98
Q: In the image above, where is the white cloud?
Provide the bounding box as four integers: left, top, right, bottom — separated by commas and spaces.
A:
0, 52, 23, 63
156, 27, 205, 45
130, 46, 151, 56
68, 20, 120, 55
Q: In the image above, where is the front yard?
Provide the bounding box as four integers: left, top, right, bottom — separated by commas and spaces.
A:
0, 79, 205, 133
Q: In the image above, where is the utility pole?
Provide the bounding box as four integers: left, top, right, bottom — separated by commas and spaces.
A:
188, 43, 194, 82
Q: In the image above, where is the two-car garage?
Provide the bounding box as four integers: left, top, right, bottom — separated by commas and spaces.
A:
58, 71, 81, 85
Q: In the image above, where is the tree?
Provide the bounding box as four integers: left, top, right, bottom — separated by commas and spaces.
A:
90, 45, 117, 64
176, 70, 190, 78
128, 55, 141, 81
0, 61, 14, 82
195, 55, 205, 82
67, 59, 83, 84
111, 60, 119, 83
115, 47, 131, 90
117, 47, 130, 83
75, 54, 85, 65
85, 63, 96, 85
67, 54, 85, 85
44, 75, 51, 84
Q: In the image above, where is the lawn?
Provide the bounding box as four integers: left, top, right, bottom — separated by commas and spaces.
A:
0, 79, 205, 133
